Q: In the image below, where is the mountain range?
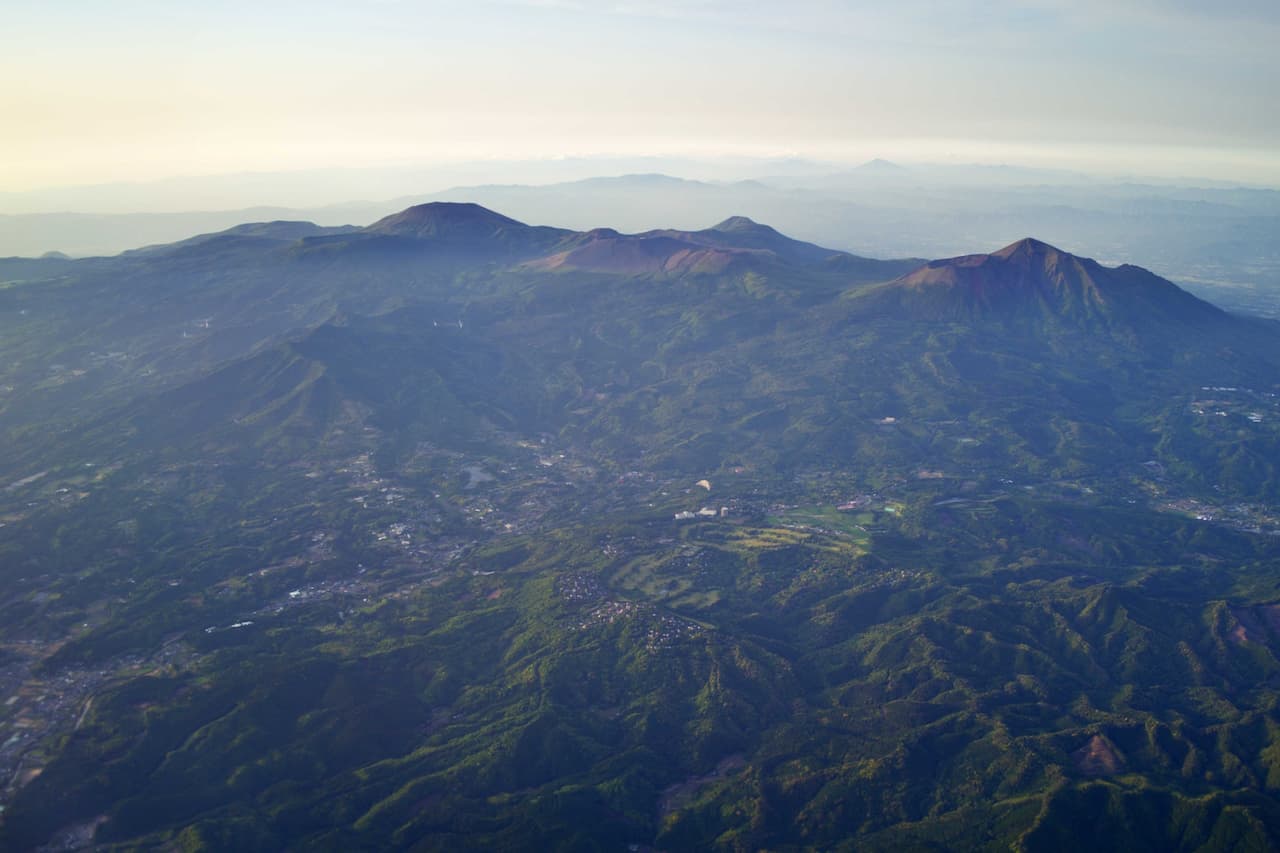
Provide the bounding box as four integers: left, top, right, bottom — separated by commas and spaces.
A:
2, 204, 1280, 850
5, 166, 1279, 322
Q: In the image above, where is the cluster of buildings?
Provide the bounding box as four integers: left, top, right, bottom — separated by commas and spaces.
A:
674, 507, 728, 521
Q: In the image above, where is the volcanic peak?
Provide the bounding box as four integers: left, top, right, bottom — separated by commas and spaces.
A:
366, 202, 527, 239
710, 216, 773, 234
866, 237, 1226, 330
994, 237, 1064, 259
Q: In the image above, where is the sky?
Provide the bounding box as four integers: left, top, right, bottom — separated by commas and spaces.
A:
3, 0, 1279, 193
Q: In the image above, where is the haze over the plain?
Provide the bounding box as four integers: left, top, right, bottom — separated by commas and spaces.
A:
4, 0, 1279, 204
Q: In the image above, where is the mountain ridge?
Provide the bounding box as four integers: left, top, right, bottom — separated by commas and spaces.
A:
855, 236, 1230, 332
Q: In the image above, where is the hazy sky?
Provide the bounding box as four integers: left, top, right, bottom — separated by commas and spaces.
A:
4, 0, 1279, 190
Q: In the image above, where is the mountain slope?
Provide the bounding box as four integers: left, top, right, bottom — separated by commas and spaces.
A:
367, 202, 535, 240
361, 202, 573, 254
682, 215, 846, 264
41, 228, 1279, 501
123, 221, 359, 259
524, 232, 761, 276
857, 237, 1229, 331
522, 215, 917, 279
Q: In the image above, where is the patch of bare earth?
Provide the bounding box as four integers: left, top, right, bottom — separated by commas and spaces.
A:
1073, 734, 1122, 776
658, 754, 746, 817
38, 814, 107, 852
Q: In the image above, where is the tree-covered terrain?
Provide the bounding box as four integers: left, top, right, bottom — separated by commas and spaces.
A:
2, 204, 1280, 850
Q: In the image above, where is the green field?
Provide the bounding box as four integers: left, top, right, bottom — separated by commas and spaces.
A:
767, 505, 875, 544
